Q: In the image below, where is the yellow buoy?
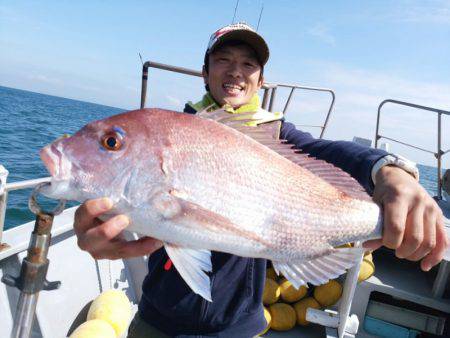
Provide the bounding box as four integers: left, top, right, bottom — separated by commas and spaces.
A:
259, 306, 272, 335
336, 243, 353, 248
87, 289, 132, 337
268, 303, 296, 331
358, 259, 375, 282
69, 319, 116, 338
364, 251, 373, 261
279, 278, 307, 303
313, 280, 342, 307
266, 267, 278, 281
262, 278, 280, 305
293, 297, 321, 326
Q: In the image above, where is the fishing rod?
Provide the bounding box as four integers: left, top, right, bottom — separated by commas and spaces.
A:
231, 0, 264, 31
256, 3, 264, 31
231, 0, 240, 23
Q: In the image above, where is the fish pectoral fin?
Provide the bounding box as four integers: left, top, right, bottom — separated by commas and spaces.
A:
272, 247, 364, 289
154, 190, 251, 240
164, 244, 213, 302
152, 189, 226, 224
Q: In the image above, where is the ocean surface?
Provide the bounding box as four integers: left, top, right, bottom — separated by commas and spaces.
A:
0, 86, 123, 230
0, 86, 446, 230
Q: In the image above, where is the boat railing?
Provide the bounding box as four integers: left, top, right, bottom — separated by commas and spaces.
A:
0, 165, 50, 248
261, 82, 335, 138
375, 99, 450, 200
140, 60, 335, 138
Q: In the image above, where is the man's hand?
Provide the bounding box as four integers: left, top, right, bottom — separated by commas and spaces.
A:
74, 198, 163, 260
364, 166, 448, 271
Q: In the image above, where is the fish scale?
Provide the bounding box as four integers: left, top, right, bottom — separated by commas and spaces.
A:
40, 108, 382, 301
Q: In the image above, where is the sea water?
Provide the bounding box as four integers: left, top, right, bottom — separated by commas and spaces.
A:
0, 86, 123, 229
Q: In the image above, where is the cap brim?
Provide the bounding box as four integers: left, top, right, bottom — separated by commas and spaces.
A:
209, 30, 269, 66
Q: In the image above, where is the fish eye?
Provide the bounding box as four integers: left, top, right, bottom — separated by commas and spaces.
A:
101, 132, 122, 151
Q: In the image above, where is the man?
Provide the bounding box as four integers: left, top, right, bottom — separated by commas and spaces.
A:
74, 23, 448, 337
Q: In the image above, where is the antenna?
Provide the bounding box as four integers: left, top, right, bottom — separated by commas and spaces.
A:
256, 3, 264, 31
138, 53, 144, 66
232, 0, 240, 23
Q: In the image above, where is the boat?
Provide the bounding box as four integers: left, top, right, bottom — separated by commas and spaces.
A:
0, 61, 449, 338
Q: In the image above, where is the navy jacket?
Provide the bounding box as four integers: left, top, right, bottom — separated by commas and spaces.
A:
138, 108, 388, 337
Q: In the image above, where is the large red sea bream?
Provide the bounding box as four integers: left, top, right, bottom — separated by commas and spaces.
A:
40, 108, 382, 301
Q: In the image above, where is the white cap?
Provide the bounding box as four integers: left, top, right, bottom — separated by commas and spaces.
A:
206, 22, 269, 65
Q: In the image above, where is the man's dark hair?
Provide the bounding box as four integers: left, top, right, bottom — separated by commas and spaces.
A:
203, 40, 264, 92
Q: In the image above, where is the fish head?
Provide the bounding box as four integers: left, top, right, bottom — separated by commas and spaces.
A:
40, 110, 166, 204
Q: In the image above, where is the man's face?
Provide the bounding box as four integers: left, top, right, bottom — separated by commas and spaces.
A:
204, 44, 264, 108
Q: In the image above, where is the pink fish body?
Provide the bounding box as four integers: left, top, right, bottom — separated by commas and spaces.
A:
41, 108, 382, 301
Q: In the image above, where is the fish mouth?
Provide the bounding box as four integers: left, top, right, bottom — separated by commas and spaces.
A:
40, 144, 57, 176
40, 142, 71, 180
40, 143, 62, 177
40, 142, 75, 199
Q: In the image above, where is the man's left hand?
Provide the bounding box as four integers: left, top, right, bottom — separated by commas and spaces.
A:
364, 166, 449, 271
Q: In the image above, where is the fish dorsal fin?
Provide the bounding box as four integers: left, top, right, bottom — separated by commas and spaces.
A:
272, 247, 364, 288
197, 108, 258, 127
198, 109, 371, 202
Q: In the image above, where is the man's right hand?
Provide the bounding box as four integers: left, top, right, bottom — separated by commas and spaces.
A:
74, 198, 163, 260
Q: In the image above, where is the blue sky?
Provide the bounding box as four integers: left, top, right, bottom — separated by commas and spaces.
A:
1, 0, 449, 166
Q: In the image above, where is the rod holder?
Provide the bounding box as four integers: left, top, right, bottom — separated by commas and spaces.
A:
1, 183, 65, 338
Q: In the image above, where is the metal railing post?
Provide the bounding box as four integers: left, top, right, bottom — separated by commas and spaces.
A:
261, 87, 270, 110
375, 103, 383, 149
0, 165, 9, 246
273, 83, 335, 138
437, 113, 442, 200
139, 61, 203, 109
282, 88, 296, 114
268, 86, 277, 112
319, 90, 335, 139
375, 99, 450, 200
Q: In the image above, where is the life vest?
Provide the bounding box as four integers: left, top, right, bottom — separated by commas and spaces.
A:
186, 92, 283, 139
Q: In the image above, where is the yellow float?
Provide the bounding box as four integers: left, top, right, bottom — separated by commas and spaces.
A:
259, 306, 272, 335
262, 278, 280, 305
279, 278, 307, 303
293, 297, 321, 326
69, 319, 116, 338
358, 258, 375, 282
266, 267, 278, 281
268, 303, 296, 331
313, 280, 342, 307
87, 289, 132, 337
